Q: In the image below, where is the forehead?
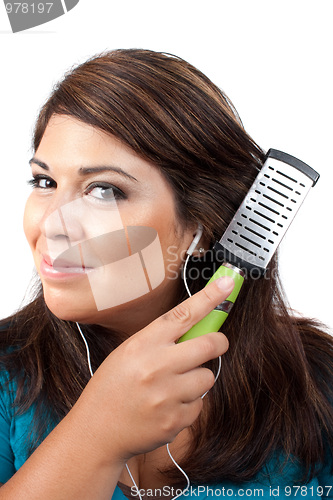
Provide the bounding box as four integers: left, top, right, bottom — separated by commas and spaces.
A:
36, 115, 167, 185
37, 115, 139, 169
34, 115, 183, 224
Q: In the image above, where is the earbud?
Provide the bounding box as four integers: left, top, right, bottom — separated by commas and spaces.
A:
186, 223, 203, 256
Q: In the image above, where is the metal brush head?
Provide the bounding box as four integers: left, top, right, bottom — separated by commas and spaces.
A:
213, 149, 319, 277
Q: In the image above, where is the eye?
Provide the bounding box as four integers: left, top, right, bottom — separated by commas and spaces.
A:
27, 174, 56, 189
85, 182, 126, 202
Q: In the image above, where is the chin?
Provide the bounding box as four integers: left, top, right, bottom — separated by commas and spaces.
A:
42, 289, 97, 323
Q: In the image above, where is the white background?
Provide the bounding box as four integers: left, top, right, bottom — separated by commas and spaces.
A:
0, 0, 332, 328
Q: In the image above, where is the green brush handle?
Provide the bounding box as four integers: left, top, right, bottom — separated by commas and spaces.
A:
178, 263, 244, 343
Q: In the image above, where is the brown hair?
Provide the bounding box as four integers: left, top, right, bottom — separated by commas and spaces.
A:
1, 49, 332, 484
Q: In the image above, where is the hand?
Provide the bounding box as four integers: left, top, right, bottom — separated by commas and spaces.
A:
75, 276, 234, 465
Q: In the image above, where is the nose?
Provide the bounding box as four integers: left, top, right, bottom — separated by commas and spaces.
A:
40, 190, 125, 265
42, 196, 87, 259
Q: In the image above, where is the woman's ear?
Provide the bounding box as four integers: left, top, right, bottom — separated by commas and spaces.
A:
185, 223, 210, 258
185, 224, 203, 256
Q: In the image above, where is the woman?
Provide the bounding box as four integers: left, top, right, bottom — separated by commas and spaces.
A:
0, 49, 332, 499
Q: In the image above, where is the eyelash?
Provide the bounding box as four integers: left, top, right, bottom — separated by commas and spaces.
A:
27, 174, 127, 200
87, 181, 126, 201
27, 174, 55, 190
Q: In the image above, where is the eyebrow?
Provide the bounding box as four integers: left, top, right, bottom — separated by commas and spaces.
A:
29, 157, 138, 182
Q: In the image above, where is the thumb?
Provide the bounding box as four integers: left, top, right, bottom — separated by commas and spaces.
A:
153, 276, 235, 343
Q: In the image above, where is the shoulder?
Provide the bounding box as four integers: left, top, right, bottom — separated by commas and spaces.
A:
0, 317, 16, 354
202, 453, 333, 498
0, 318, 26, 422
0, 365, 39, 482
303, 326, 333, 482
0, 360, 18, 422
0, 359, 20, 482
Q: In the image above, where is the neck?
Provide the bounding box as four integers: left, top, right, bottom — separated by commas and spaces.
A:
119, 428, 191, 491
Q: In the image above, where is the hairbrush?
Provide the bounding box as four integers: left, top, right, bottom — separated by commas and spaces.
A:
178, 149, 319, 342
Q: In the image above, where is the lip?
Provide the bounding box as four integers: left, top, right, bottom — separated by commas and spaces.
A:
40, 257, 93, 280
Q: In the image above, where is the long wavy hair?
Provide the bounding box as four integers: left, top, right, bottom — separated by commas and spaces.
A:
1, 49, 332, 484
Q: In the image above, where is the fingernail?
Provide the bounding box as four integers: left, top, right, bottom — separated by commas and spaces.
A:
215, 276, 234, 292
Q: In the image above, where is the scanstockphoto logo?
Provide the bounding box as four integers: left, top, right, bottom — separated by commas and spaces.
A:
4, 0, 79, 33
43, 193, 165, 312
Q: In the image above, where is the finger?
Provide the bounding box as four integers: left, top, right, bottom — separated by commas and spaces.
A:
167, 398, 204, 443
174, 331, 229, 373
152, 276, 234, 343
177, 367, 216, 403
179, 398, 204, 431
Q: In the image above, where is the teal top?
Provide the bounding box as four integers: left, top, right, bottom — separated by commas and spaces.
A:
0, 370, 332, 498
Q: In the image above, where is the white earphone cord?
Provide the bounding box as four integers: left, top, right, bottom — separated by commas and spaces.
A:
75, 253, 222, 500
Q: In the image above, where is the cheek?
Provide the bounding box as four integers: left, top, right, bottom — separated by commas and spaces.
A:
117, 203, 187, 282
23, 195, 42, 248
119, 200, 177, 247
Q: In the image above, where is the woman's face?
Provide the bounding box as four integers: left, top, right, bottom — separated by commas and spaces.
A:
24, 115, 197, 333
